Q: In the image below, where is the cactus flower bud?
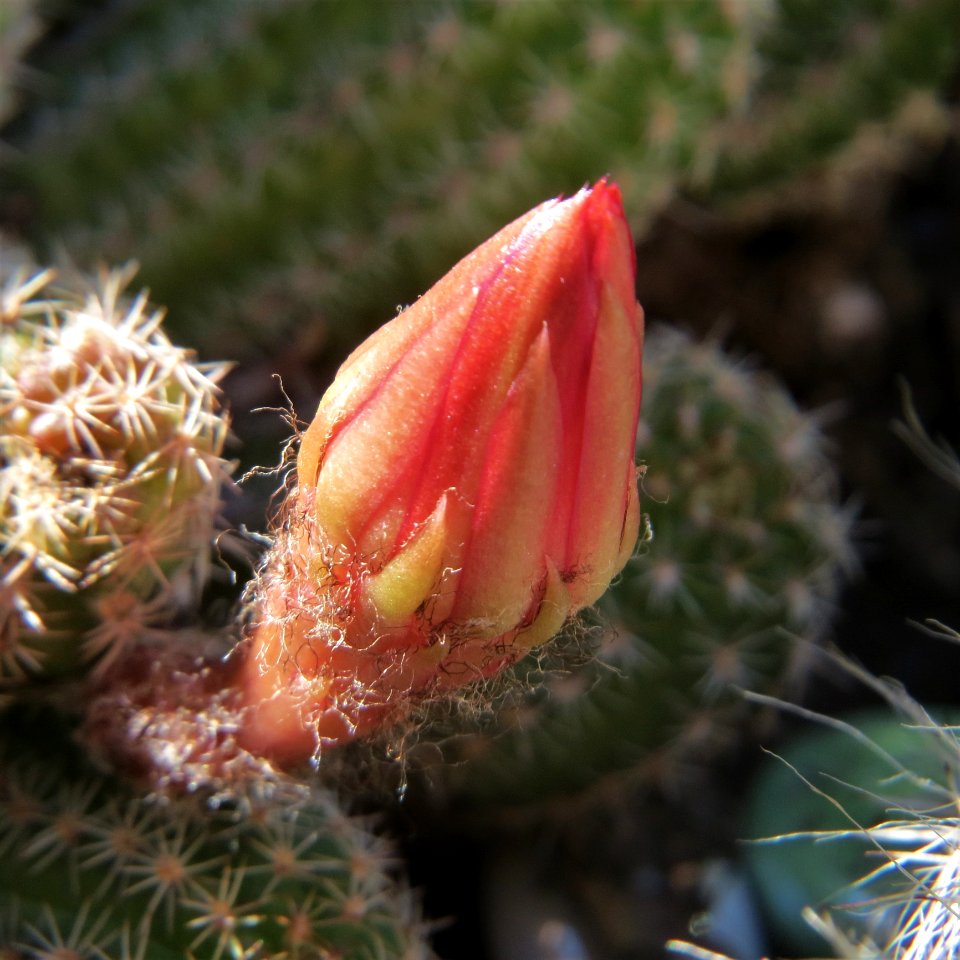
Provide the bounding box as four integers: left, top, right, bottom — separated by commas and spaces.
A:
241, 181, 643, 763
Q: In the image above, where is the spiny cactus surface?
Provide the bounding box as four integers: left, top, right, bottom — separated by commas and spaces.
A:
0, 710, 430, 960
434, 326, 855, 807
0, 262, 232, 688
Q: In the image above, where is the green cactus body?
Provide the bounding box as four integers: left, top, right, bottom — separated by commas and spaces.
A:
0, 713, 429, 959
0, 264, 232, 686
2, 0, 750, 358
436, 326, 854, 807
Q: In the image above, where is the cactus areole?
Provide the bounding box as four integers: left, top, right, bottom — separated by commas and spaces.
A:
241, 181, 644, 763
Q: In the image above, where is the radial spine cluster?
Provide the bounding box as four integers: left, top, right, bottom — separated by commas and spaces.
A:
0, 262, 232, 688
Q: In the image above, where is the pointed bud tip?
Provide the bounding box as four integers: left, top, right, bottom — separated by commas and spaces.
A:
562, 178, 627, 220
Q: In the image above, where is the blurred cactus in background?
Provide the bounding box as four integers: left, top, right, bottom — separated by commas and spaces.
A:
703, 0, 960, 204
2, 0, 957, 369
0, 0, 755, 358
426, 325, 855, 809
0, 261, 232, 688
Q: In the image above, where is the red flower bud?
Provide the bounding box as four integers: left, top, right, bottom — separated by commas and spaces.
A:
240, 180, 643, 763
